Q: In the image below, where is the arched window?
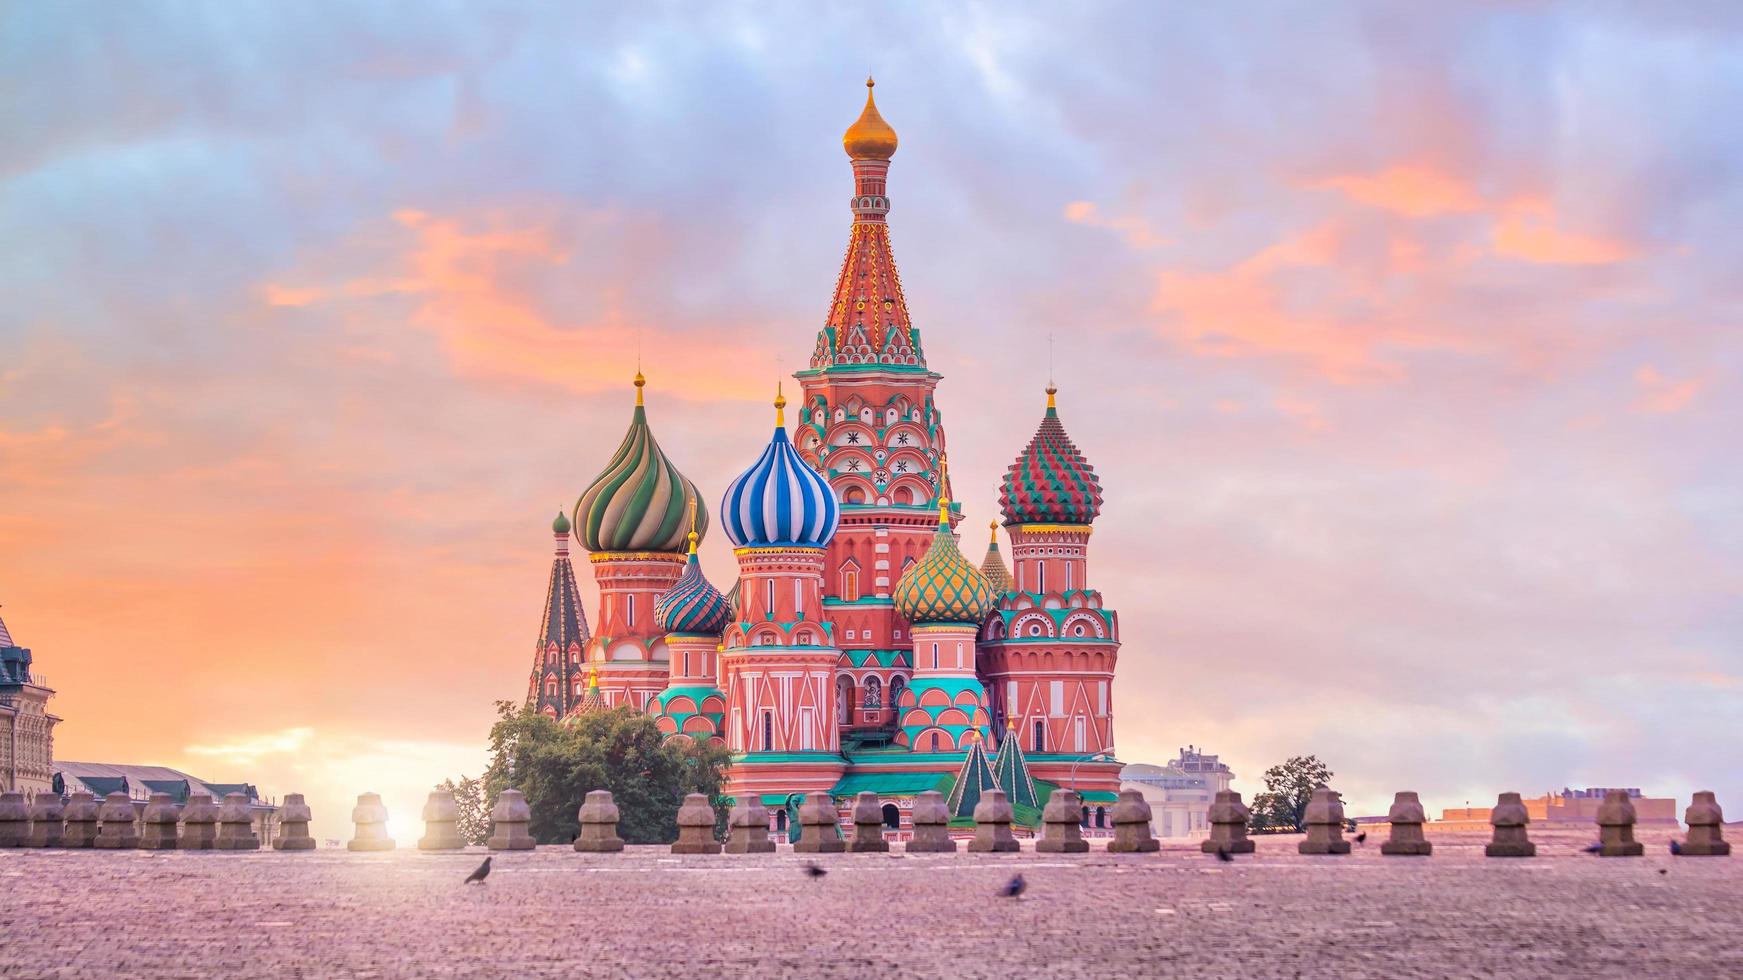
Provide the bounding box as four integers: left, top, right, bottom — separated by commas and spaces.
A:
931, 643, 939, 669
1095, 807, 1107, 829
889, 675, 906, 710
775, 808, 787, 832
762, 711, 774, 752
929, 732, 941, 752
545, 679, 557, 697
1032, 719, 1045, 753
626, 594, 635, 629
835, 675, 854, 725
882, 802, 900, 828
1080, 806, 1090, 828
863, 676, 882, 709
841, 567, 860, 601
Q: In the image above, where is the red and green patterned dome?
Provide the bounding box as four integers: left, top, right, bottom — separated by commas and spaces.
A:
998, 386, 1102, 526
894, 502, 995, 625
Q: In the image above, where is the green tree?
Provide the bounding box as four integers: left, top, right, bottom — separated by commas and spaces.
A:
1247, 755, 1334, 834
481, 701, 730, 844
436, 775, 490, 846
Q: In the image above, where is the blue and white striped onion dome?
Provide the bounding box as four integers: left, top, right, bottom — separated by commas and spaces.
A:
654, 535, 731, 635
720, 390, 840, 549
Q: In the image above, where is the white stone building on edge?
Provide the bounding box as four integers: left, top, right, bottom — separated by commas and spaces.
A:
1120, 746, 1234, 839
0, 606, 59, 796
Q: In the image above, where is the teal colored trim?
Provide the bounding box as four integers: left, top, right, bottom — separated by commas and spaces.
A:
730, 752, 851, 765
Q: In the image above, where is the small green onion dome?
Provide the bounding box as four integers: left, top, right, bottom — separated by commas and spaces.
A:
552, 511, 572, 535
894, 499, 996, 626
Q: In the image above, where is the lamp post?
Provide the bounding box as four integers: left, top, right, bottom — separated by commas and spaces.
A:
1068, 751, 1114, 793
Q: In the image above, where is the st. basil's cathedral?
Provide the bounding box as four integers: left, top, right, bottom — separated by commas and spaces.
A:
526, 80, 1121, 826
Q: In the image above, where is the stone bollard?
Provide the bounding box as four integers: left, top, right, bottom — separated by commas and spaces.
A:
1108, 789, 1159, 853
95, 791, 140, 849
968, 788, 1020, 853
1485, 792, 1535, 857
1682, 791, 1730, 857
793, 791, 845, 854
672, 793, 722, 855
62, 791, 100, 848
275, 793, 316, 851
216, 792, 261, 850
179, 793, 219, 849
0, 792, 28, 847
26, 792, 64, 848
1037, 789, 1089, 853
139, 793, 183, 850
1380, 791, 1432, 856
573, 790, 624, 852
419, 789, 464, 850
1298, 786, 1350, 855
905, 790, 956, 853
723, 797, 775, 854
1203, 790, 1255, 854
1596, 789, 1644, 857
846, 792, 889, 853
487, 788, 536, 850
348, 792, 395, 851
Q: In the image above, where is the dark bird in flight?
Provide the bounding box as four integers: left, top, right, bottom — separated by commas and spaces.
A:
1582, 843, 1602, 854
1001, 874, 1027, 898
465, 856, 492, 884
802, 861, 827, 878
1354, 832, 1367, 845
1658, 869, 1668, 876
1214, 846, 1233, 863
1670, 840, 1683, 856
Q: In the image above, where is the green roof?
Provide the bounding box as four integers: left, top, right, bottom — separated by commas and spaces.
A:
828, 771, 954, 798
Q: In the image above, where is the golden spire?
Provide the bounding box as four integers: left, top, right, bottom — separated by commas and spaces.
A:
774, 381, 787, 427
843, 76, 898, 160
1007, 715, 1017, 731
634, 370, 646, 406
1046, 384, 1057, 411
937, 454, 951, 525
686, 495, 699, 555
989, 520, 999, 545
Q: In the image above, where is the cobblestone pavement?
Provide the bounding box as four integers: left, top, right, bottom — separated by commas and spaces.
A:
2, 826, 1738, 979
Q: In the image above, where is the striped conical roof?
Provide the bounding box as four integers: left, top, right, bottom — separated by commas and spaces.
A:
575, 373, 707, 554
979, 521, 1012, 594
991, 722, 1039, 809
945, 734, 998, 820
654, 533, 731, 635
999, 386, 1102, 526
894, 501, 995, 626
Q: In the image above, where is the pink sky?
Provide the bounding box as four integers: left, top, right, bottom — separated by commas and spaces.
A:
2, 4, 1739, 838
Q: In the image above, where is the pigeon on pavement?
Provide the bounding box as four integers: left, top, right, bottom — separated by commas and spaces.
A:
465, 856, 492, 884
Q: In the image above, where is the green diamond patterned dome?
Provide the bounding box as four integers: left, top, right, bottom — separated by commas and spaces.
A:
894, 504, 996, 625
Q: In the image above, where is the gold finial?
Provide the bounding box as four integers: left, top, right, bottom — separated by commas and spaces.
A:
587, 666, 598, 686
1045, 384, 1057, 411
937, 454, 951, 525
634, 370, 646, 406
989, 520, 999, 545
1007, 716, 1017, 731
867, 75, 875, 89
687, 494, 699, 554
774, 381, 787, 426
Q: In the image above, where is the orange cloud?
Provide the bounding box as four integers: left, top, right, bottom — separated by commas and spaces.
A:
1063, 200, 1172, 249
257, 206, 774, 400
1491, 200, 1634, 265
1308, 166, 1637, 267
1633, 365, 1702, 415
1306, 165, 1486, 217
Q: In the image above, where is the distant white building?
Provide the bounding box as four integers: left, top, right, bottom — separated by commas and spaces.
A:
1120, 746, 1234, 839
0, 606, 59, 796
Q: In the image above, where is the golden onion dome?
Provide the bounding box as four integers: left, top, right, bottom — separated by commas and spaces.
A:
843, 77, 898, 161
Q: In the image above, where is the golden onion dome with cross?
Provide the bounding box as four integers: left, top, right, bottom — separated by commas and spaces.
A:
843, 77, 898, 161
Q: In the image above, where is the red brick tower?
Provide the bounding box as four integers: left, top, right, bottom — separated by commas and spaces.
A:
792, 78, 954, 741
979, 386, 1122, 794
